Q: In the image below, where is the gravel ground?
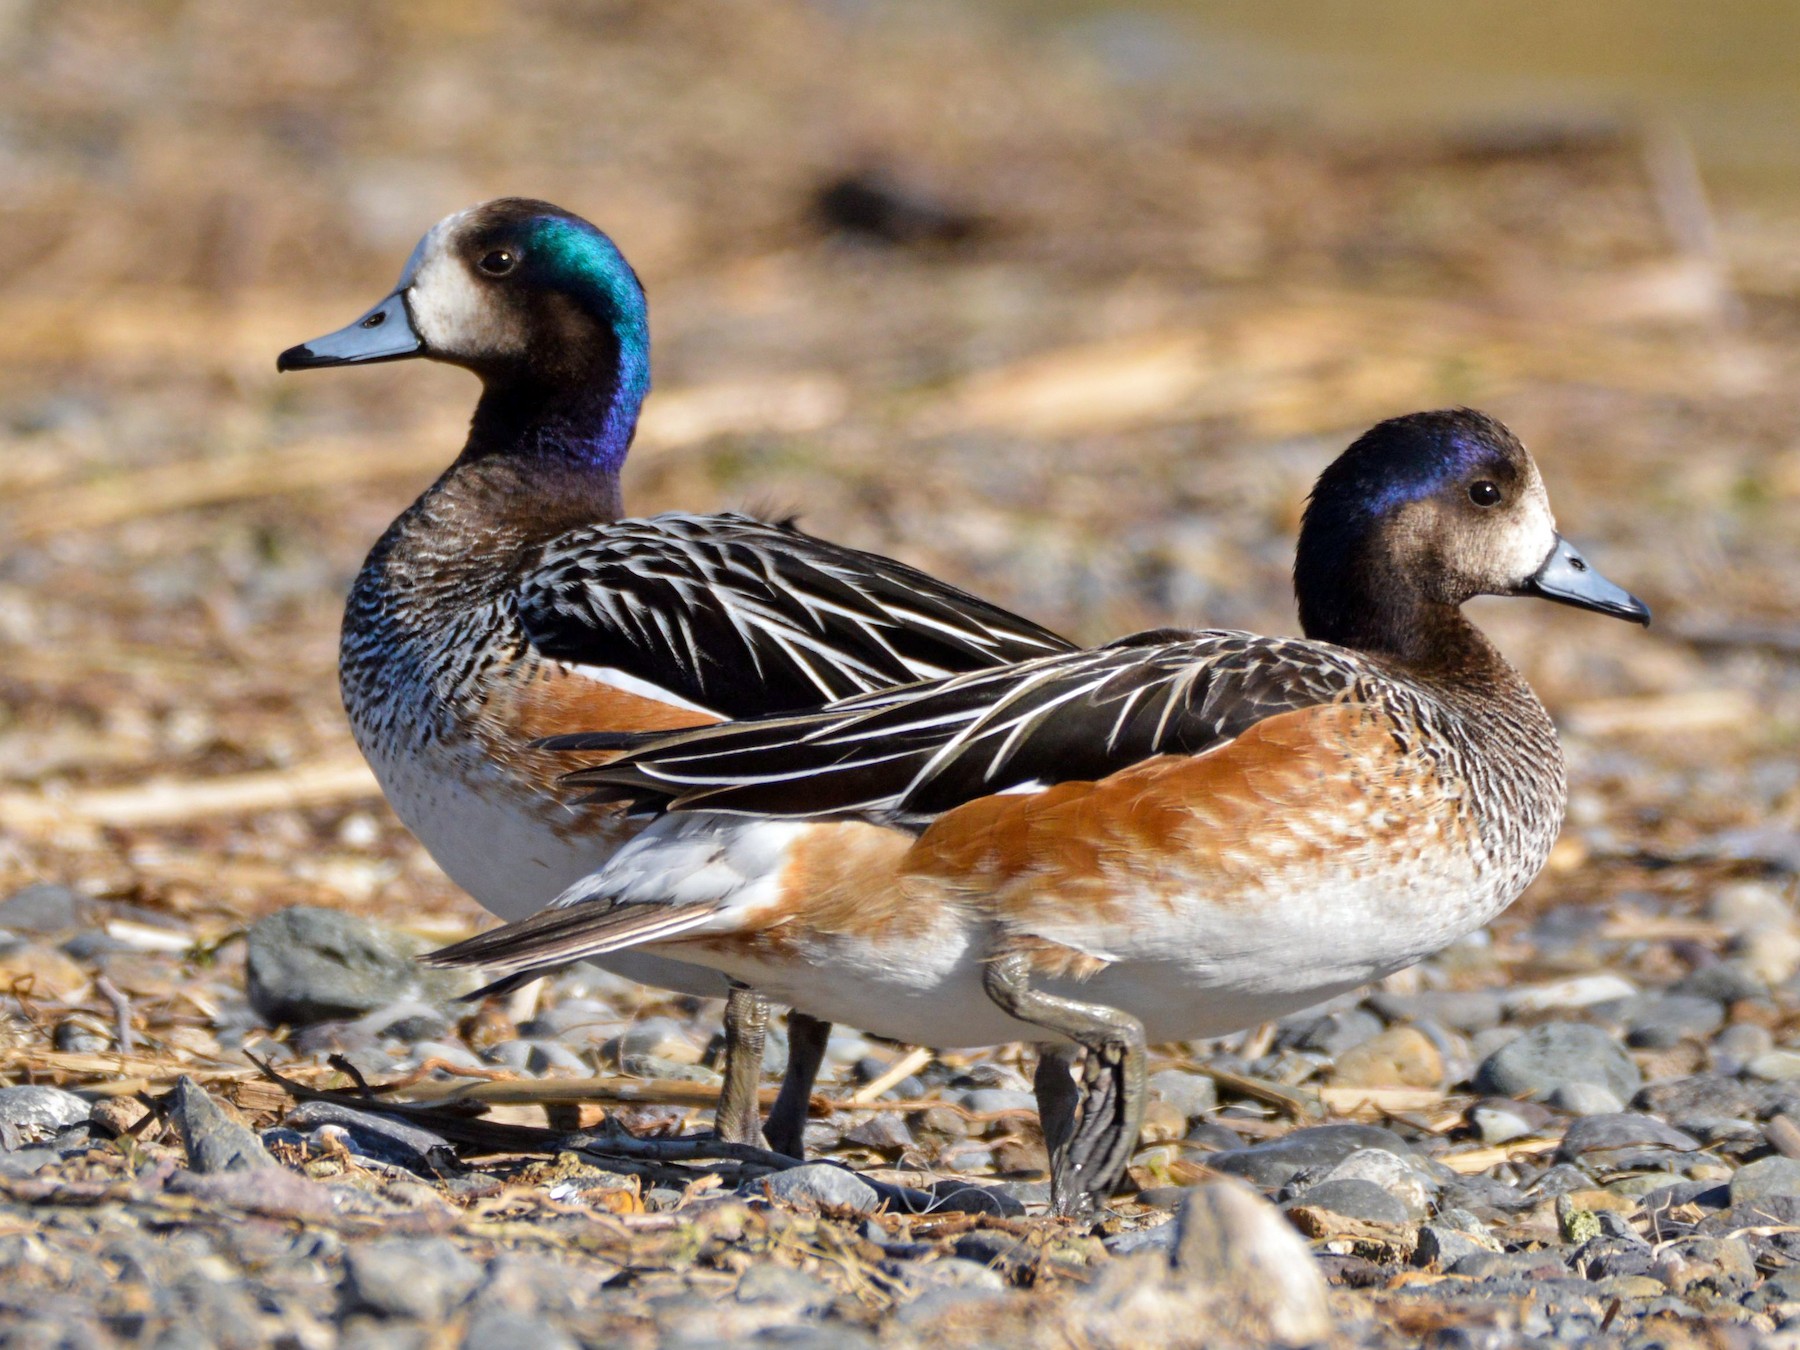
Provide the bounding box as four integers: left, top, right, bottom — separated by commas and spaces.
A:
4, 3, 1800, 1346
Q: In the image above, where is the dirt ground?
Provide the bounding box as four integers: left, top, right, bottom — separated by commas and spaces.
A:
3, 3, 1800, 1346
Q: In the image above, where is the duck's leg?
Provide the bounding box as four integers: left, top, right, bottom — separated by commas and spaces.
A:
1033, 1043, 1081, 1190
763, 1011, 831, 1160
714, 982, 769, 1146
984, 952, 1145, 1218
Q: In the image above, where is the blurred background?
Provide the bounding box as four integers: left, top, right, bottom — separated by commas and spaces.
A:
1, 0, 1796, 978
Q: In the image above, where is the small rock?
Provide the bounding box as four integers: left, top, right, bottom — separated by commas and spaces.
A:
345, 1237, 482, 1320
737, 1262, 841, 1309
1503, 974, 1638, 1014
757, 1163, 881, 1214
1651, 1235, 1758, 1293
245, 906, 468, 1027
1708, 881, 1792, 935
1281, 1008, 1383, 1056
1367, 990, 1504, 1033
284, 1101, 455, 1174
905, 1258, 1007, 1295
604, 1016, 705, 1066
51, 1016, 109, 1054
1414, 1223, 1502, 1269
1747, 1050, 1800, 1082
165, 1166, 336, 1221
1319, 1148, 1436, 1218
0, 884, 87, 934
0, 1086, 90, 1143
1331, 1026, 1443, 1088
1146, 1069, 1217, 1121
1634, 1074, 1759, 1122
1547, 1082, 1625, 1116
1285, 1178, 1409, 1226
1468, 1097, 1552, 1145
168, 1076, 276, 1174
844, 1112, 915, 1152
956, 1088, 1038, 1115
1204, 1123, 1413, 1189
1672, 961, 1767, 1004
1729, 1154, 1800, 1206
1171, 1177, 1334, 1344
460, 1309, 576, 1350
1557, 1113, 1701, 1169
1709, 1023, 1773, 1076
1622, 994, 1725, 1049
1472, 1022, 1640, 1101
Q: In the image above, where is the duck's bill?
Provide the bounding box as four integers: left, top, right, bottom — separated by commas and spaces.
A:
1523, 535, 1651, 625
276, 291, 423, 371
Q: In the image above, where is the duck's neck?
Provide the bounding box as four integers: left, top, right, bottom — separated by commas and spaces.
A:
1299, 553, 1507, 685
460, 361, 645, 486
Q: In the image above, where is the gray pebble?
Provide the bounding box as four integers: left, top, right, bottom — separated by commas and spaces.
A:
844, 1111, 915, 1152
345, 1237, 482, 1320
1205, 1123, 1413, 1189
1729, 1154, 1800, 1206
619, 1053, 719, 1083
757, 1163, 881, 1213
1634, 1074, 1760, 1122
907, 1257, 1007, 1294
284, 1101, 453, 1174
1281, 1007, 1383, 1056
1672, 960, 1767, 1004
245, 906, 467, 1027
605, 1016, 703, 1064
527, 1041, 589, 1074
1368, 989, 1504, 1033
1286, 1177, 1409, 1226
1622, 994, 1725, 1049
955, 1088, 1037, 1115
0, 884, 87, 934
1319, 1148, 1436, 1218
1556, 1112, 1700, 1170
1709, 1023, 1773, 1076
0, 1086, 90, 1142
1746, 1050, 1800, 1082
403, 1039, 487, 1072
1146, 1069, 1217, 1121
1469, 1097, 1551, 1145
460, 1308, 576, 1350
517, 998, 616, 1042
1170, 1179, 1334, 1344
736, 1261, 839, 1309
1472, 1021, 1640, 1101
168, 1076, 275, 1175
0, 1148, 58, 1177
1547, 1081, 1625, 1116
1415, 1223, 1502, 1268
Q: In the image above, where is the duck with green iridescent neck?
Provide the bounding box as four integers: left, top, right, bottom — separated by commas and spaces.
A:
278, 199, 1074, 1153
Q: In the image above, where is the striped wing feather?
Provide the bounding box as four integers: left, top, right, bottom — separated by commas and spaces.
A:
566, 630, 1373, 826
520, 513, 1073, 716
427, 897, 715, 986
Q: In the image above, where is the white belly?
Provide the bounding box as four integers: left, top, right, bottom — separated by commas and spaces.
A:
663, 858, 1507, 1049
364, 741, 735, 998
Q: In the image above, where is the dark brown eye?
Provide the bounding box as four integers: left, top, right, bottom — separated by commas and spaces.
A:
477, 249, 516, 276
1469, 480, 1502, 507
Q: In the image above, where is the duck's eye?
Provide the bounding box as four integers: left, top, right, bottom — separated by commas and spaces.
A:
1468, 480, 1502, 507
477, 250, 516, 277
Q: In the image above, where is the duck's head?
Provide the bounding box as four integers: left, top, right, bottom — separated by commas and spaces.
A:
1295, 408, 1649, 658
278, 200, 649, 461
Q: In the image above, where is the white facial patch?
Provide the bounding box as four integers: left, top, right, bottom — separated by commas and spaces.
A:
1495, 471, 1559, 586
405, 210, 522, 361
